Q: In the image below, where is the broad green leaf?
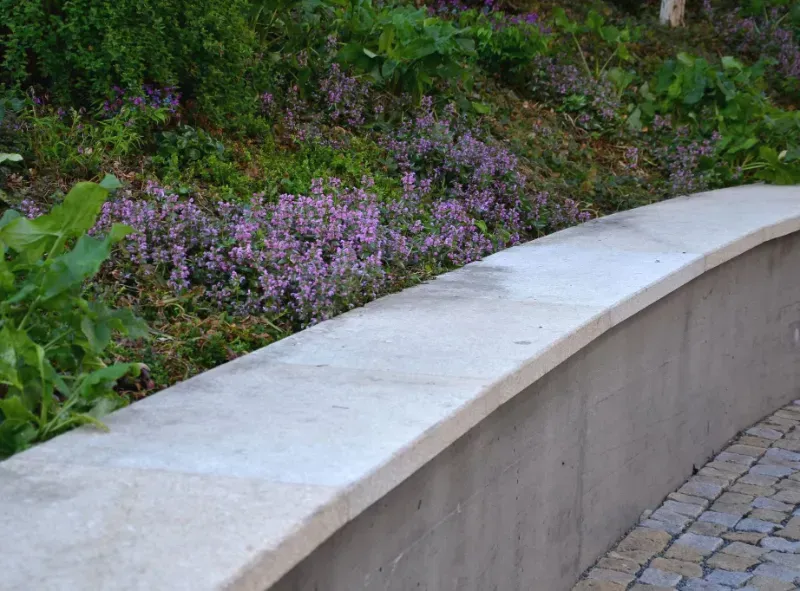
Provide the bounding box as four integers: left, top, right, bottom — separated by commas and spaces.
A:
51, 181, 110, 235
39, 225, 131, 301
585, 10, 604, 31
0, 182, 110, 261
0, 401, 38, 458
721, 56, 743, 71
471, 101, 491, 114
74, 363, 137, 401
683, 69, 708, 105
759, 145, 781, 165
0, 209, 20, 229
81, 316, 112, 355
0, 255, 13, 291
99, 174, 122, 191
455, 37, 474, 53
0, 396, 37, 423
381, 59, 397, 79
0, 153, 22, 164
626, 106, 642, 131
0, 328, 22, 389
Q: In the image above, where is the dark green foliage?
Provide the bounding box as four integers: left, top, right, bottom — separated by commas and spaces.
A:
0, 0, 266, 121
337, 0, 476, 98
460, 10, 550, 74
0, 177, 147, 457
634, 54, 800, 184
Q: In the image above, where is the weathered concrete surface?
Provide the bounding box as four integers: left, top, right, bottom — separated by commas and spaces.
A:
1, 185, 799, 591
270, 231, 800, 591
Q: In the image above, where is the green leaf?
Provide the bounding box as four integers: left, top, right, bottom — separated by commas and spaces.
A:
74, 363, 137, 401
99, 174, 122, 191
0, 153, 22, 164
0, 396, 38, 458
0, 396, 37, 423
471, 101, 491, 114
683, 69, 708, 105
585, 10, 604, 31
381, 59, 397, 79
52, 182, 111, 235
0, 209, 20, 230
39, 225, 131, 301
0, 328, 22, 390
721, 56, 743, 71
0, 181, 110, 261
626, 106, 642, 131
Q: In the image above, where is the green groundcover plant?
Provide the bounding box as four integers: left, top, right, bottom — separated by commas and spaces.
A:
0, 176, 147, 458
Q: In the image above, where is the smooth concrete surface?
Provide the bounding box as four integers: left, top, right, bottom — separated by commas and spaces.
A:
1, 185, 799, 591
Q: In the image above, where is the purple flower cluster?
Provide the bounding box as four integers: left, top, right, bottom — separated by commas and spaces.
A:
318, 64, 371, 126
382, 99, 528, 244
91, 118, 589, 327
81, 99, 591, 329
718, 9, 800, 86
655, 127, 721, 195
271, 65, 374, 145
93, 169, 584, 327
529, 56, 620, 126
428, 0, 497, 16
383, 98, 589, 239
95, 181, 385, 325
102, 85, 181, 117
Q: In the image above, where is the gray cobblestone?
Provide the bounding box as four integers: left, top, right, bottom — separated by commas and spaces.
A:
722, 541, 767, 558
638, 568, 681, 587
751, 464, 795, 478
572, 408, 800, 591
682, 579, 730, 591
760, 537, 800, 552
680, 480, 724, 500
698, 511, 740, 527
752, 497, 794, 512
736, 518, 779, 533
675, 533, 724, 554
752, 563, 800, 583
763, 551, 800, 569
747, 427, 784, 440
717, 451, 758, 466
705, 568, 753, 587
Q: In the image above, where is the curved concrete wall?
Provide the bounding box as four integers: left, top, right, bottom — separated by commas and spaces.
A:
1, 185, 799, 591
273, 230, 800, 591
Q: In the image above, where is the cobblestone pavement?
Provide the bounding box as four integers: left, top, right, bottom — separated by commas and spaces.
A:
573, 401, 800, 591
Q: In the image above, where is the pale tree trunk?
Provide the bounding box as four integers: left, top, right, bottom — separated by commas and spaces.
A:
660, 0, 686, 27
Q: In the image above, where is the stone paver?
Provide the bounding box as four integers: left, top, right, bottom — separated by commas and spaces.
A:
572, 403, 800, 591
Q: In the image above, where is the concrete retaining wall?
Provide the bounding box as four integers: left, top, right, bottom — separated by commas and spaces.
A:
273, 231, 800, 591
1, 185, 799, 591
